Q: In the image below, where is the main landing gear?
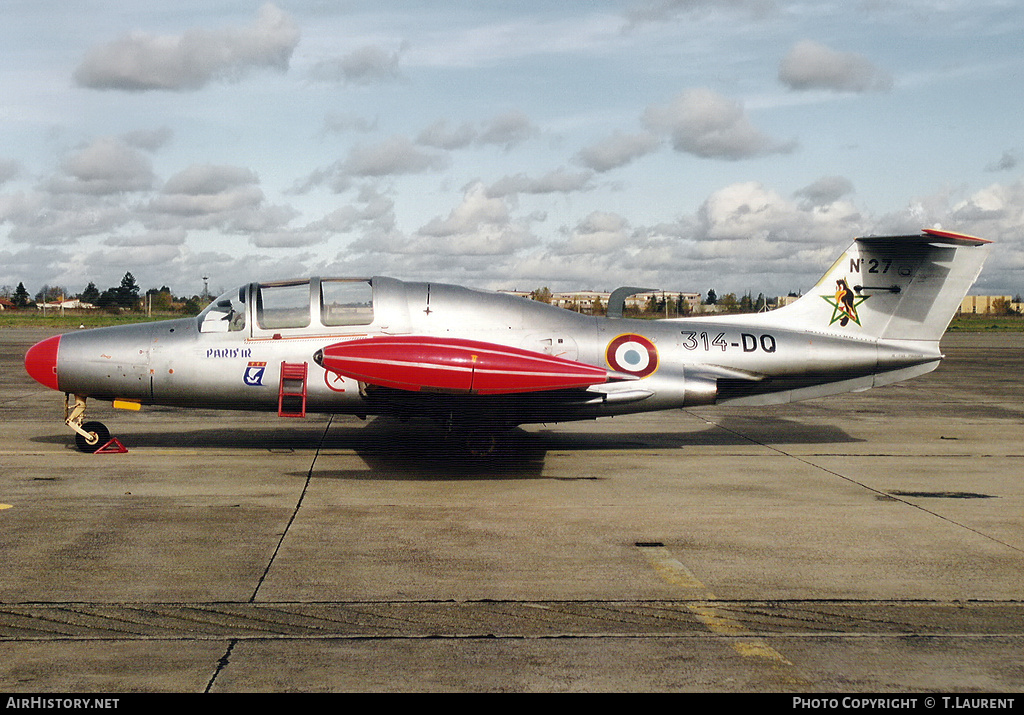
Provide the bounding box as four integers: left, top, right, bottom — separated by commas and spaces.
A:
65, 395, 111, 453
438, 414, 512, 458
461, 428, 503, 458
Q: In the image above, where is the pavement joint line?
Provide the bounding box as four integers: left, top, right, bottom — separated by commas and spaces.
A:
202, 415, 335, 693
205, 638, 237, 694
5, 598, 1023, 606
5, 632, 1024, 643
249, 414, 335, 604
4, 600, 1024, 642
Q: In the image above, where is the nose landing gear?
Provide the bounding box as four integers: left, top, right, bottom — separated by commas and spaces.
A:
65, 395, 112, 453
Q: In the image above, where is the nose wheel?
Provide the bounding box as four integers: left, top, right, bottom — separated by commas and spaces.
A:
74, 421, 110, 453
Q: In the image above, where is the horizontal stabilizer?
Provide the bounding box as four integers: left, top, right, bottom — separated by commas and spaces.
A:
858, 228, 992, 248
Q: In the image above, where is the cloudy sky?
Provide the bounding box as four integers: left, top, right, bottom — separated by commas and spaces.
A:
3, 0, 1023, 301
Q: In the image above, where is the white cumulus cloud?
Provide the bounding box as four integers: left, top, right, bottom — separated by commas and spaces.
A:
575, 131, 661, 172
560, 211, 632, 254
341, 136, 450, 178
644, 88, 795, 160
310, 45, 405, 85
47, 137, 155, 196
485, 168, 594, 198
74, 4, 300, 92
779, 40, 892, 93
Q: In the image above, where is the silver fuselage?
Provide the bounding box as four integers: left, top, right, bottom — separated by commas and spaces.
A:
51, 276, 941, 425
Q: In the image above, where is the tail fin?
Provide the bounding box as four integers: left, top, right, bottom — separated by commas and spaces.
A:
765, 229, 991, 341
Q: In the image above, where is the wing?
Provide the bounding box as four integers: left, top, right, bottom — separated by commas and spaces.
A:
314, 336, 611, 395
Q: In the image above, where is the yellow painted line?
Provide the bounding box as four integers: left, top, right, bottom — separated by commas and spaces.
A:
136, 449, 203, 455
546, 450, 683, 458
0, 504, 12, 510
639, 546, 707, 589
638, 543, 798, 669
688, 602, 749, 636
734, 641, 794, 664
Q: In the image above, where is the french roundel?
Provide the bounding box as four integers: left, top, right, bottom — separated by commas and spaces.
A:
606, 334, 658, 378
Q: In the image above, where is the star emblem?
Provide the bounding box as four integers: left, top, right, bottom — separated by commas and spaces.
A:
822, 293, 868, 327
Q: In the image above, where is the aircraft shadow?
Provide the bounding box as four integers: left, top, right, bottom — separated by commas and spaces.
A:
316, 419, 550, 480
32, 414, 861, 481
317, 415, 863, 481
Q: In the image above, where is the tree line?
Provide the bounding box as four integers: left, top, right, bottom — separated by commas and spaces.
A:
2, 272, 205, 314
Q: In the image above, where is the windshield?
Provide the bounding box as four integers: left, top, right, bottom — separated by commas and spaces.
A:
198, 285, 247, 332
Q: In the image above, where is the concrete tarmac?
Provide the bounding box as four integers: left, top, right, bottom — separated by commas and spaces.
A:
1, 327, 1022, 692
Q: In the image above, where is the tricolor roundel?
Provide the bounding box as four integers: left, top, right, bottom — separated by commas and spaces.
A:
606, 333, 658, 378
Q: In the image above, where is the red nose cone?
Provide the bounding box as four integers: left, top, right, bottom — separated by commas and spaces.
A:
25, 335, 61, 390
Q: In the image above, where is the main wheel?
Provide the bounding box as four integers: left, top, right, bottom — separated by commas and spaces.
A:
464, 429, 502, 457
75, 421, 110, 453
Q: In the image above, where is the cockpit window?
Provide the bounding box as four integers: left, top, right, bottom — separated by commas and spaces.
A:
320, 279, 373, 326
257, 281, 311, 330
198, 286, 247, 333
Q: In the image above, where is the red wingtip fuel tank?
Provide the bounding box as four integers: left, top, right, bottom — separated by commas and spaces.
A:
25, 334, 61, 391
316, 336, 609, 395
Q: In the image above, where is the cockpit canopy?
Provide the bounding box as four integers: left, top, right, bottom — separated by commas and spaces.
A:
198, 278, 374, 334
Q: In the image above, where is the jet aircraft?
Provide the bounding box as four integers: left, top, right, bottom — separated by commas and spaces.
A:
24, 228, 990, 453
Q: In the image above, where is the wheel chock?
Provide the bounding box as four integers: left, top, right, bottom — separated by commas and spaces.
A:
94, 437, 128, 454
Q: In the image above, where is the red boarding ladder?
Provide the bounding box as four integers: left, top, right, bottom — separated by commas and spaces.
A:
278, 362, 308, 418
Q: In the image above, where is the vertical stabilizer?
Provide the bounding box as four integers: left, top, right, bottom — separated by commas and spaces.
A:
764, 229, 990, 341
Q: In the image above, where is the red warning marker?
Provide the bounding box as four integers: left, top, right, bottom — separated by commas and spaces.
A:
94, 437, 128, 454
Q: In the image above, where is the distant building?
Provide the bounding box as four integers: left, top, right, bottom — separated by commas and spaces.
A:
0, 297, 15, 311
552, 290, 607, 313
546, 289, 703, 315
500, 287, 766, 315
36, 299, 96, 310
498, 287, 1024, 317
625, 291, 702, 314
958, 296, 1020, 315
